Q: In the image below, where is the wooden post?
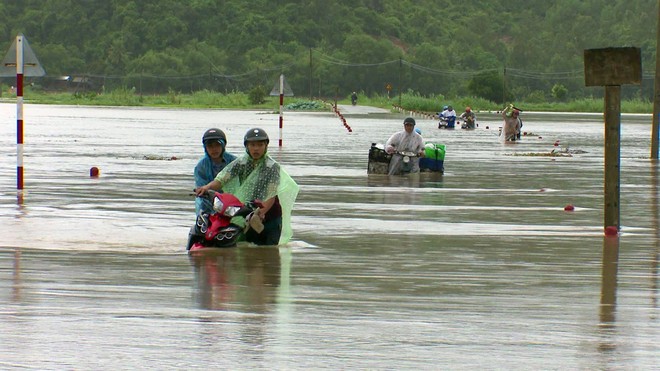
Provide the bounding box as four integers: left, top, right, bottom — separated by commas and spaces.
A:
584, 47, 642, 232
652, 0, 660, 159
604, 86, 621, 228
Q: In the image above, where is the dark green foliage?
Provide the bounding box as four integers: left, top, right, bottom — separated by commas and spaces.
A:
284, 100, 325, 110
468, 71, 504, 104
0, 0, 655, 102
248, 85, 267, 105
551, 84, 568, 101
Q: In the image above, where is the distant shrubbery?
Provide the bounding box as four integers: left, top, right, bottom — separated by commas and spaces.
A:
1, 83, 652, 113
285, 100, 326, 110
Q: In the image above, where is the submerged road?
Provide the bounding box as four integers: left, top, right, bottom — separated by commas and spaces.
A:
336, 104, 391, 114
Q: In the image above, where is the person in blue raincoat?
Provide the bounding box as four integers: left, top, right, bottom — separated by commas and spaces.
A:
194, 128, 236, 215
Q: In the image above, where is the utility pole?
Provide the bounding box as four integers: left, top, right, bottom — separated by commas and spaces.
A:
502, 65, 507, 104
398, 57, 402, 107
309, 48, 313, 100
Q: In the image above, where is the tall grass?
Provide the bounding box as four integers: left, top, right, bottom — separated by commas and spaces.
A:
1, 84, 652, 113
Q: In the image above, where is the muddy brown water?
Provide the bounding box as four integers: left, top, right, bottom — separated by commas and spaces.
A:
0, 104, 658, 369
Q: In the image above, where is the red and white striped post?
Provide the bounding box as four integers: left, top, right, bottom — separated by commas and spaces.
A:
278, 74, 284, 147
2, 34, 44, 204
15, 35, 25, 198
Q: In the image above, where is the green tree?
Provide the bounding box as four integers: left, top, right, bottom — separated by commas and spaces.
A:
551, 83, 568, 101
468, 70, 504, 103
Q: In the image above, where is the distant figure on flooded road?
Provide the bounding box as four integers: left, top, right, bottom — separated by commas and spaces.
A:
385, 117, 425, 175
460, 106, 476, 129
501, 104, 522, 142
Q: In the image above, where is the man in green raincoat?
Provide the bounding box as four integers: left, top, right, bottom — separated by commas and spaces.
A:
194, 128, 299, 245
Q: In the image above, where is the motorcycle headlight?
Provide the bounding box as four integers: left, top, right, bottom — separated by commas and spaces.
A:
224, 206, 241, 217
213, 197, 224, 212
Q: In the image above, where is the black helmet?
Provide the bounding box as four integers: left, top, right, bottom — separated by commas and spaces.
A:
243, 128, 269, 146
202, 128, 227, 147
403, 117, 416, 126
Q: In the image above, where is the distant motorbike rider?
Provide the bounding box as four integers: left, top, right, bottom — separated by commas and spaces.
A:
385, 117, 425, 175
439, 105, 457, 128
194, 128, 236, 215
195, 128, 299, 245
351, 91, 358, 105
460, 107, 477, 129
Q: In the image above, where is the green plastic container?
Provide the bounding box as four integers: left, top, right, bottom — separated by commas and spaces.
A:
424, 143, 446, 160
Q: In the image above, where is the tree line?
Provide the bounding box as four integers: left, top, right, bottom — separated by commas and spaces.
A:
0, 0, 656, 103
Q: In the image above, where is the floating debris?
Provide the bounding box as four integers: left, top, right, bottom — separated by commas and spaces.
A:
510, 152, 573, 157
509, 146, 587, 157
142, 155, 179, 161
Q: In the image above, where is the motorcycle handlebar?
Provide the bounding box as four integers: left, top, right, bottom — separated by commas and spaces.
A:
190, 188, 218, 198
395, 150, 419, 157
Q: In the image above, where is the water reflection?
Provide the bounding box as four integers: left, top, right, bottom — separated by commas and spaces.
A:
367, 172, 445, 189
189, 246, 287, 313
12, 247, 21, 302
651, 163, 659, 312
600, 237, 619, 325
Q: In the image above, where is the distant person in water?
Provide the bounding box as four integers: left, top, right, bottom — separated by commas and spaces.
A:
439, 105, 456, 128
501, 104, 521, 141
385, 117, 425, 175
460, 107, 476, 129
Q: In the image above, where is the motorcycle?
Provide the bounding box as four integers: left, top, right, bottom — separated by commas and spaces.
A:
368, 143, 444, 174
460, 116, 476, 129
187, 190, 262, 251
395, 150, 419, 173
438, 115, 456, 129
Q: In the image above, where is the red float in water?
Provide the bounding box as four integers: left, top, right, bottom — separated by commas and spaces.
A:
564, 204, 575, 211
90, 166, 100, 177
604, 226, 618, 237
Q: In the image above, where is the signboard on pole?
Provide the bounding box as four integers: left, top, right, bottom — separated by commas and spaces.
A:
1, 34, 46, 77
269, 75, 294, 96
583, 47, 642, 233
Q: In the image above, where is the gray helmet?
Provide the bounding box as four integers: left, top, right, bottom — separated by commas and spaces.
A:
202, 128, 227, 147
243, 128, 269, 146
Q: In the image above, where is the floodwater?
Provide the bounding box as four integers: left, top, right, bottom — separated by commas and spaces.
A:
0, 103, 658, 370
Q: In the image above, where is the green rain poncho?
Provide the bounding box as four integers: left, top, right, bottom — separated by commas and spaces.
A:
214, 152, 299, 244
